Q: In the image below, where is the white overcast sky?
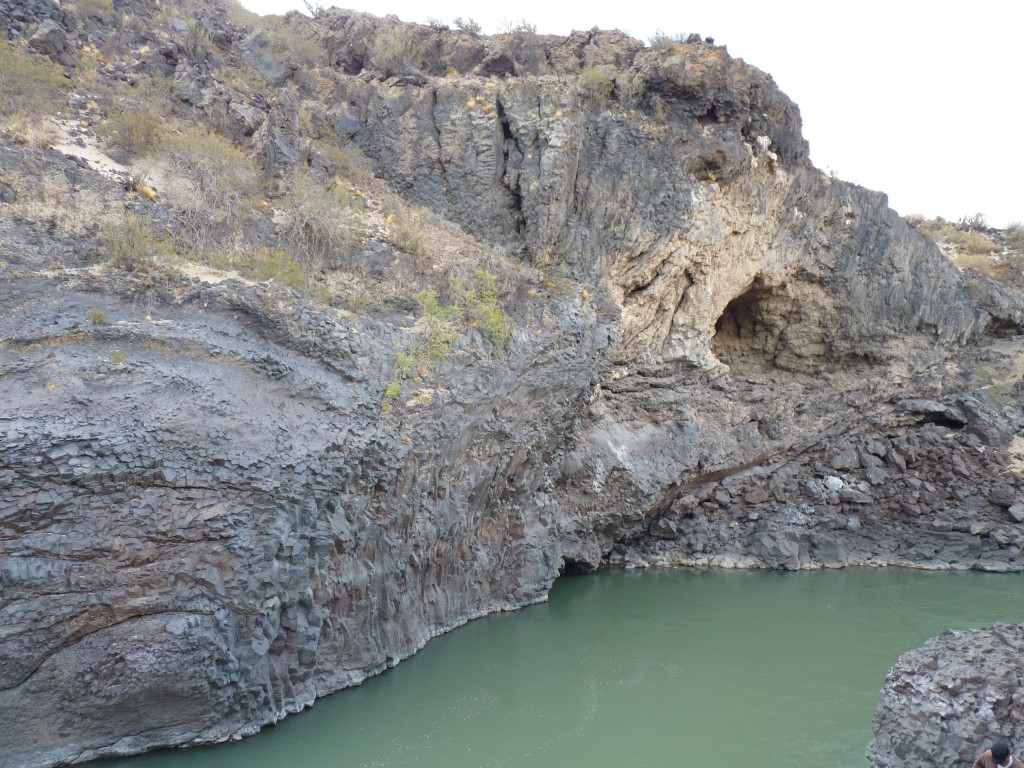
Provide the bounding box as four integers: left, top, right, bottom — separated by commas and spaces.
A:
241, 0, 1023, 227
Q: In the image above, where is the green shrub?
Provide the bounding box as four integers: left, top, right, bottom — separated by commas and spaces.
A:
381, 379, 402, 412
395, 288, 459, 379
101, 214, 175, 271
0, 41, 67, 117
95, 106, 165, 157
368, 26, 427, 77
453, 17, 482, 35
109, 350, 130, 364
238, 247, 308, 292
579, 68, 614, 104
393, 271, 515, 387
87, 309, 107, 324
453, 269, 513, 349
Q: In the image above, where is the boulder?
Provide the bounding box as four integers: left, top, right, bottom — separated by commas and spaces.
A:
29, 18, 66, 58
868, 624, 1024, 768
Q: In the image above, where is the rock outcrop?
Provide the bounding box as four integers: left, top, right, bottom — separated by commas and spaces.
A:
1, 3, 1023, 767
868, 624, 1024, 768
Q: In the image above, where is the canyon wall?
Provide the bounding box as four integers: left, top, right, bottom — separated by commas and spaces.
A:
1, 3, 1022, 766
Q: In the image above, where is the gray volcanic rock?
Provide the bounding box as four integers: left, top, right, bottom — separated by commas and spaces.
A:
0, 267, 604, 767
867, 624, 1024, 768
2, 3, 1024, 767
28, 18, 66, 58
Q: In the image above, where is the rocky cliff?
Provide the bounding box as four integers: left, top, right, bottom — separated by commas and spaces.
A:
1, 1, 1023, 766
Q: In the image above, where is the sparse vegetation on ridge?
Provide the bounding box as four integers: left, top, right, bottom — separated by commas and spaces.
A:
0, 41, 67, 118
909, 214, 1024, 290
453, 16, 482, 35
3, 0, 574, 412
647, 30, 689, 48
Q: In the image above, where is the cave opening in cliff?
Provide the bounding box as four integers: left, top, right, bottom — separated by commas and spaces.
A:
985, 317, 1024, 338
919, 413, 968, 430
710, 281, 786, 370
558, 557, 597, 576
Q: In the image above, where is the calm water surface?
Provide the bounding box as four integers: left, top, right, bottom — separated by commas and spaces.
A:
105, 569, 1024, 768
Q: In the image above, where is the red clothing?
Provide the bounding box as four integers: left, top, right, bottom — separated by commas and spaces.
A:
973, 751, 1024, 768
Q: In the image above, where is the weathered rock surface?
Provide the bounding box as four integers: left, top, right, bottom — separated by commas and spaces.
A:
1, 3, 1024, 767
0, 237, 603, 765
868, 624, 1024, 768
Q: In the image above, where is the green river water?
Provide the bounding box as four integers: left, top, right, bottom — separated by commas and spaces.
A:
104, 568, 1024, 768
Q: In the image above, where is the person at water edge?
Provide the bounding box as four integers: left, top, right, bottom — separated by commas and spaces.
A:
973, 740, 1024, 768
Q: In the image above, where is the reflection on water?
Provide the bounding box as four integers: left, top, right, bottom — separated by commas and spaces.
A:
103, 569, 1024, 768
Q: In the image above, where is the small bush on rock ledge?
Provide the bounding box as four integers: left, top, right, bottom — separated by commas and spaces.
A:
101, 214, 174, 272
279, 173, 365, 271
579, 68, 615, 105
96, 105, 165, 159
368, 26, 427, 78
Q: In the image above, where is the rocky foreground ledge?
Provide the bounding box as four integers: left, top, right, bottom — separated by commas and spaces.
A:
868, 623, 1024, 768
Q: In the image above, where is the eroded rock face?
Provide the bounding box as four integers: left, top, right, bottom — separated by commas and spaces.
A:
0, 266, 606, 767
2, 4, 1024, 767
868, 624, 1024, 768
336, 45, 1001, 375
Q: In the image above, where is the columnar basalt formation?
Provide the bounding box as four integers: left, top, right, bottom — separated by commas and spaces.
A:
1, 3, 1022, 766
